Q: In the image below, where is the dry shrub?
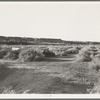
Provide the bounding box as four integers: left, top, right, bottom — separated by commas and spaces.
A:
53, 50, 62, 56
4, 50, 20, 60
61, 47, 79, 56
61, 51, 68, 56
47, 46, 75, 56
49, 48, 64, 56
89, 46, 98, 56
66, 47, 79, 54
0, 50, 7, 59
76, 47, 92, 62
34, 52, 45, 61
76, 46, 82, 50
42, 49, 55, 57
89, 54, 100, 71
0, 48, 10, 59
18, 48, 45, 62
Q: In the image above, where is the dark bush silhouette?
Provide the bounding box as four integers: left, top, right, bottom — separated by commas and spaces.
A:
0, 48, 10, 59
42, 49, 55, 57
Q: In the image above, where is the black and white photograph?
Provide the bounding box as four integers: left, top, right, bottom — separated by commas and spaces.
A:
0, 1, 100, 96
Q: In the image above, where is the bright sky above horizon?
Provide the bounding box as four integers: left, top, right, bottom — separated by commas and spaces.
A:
0, 2, 100, 42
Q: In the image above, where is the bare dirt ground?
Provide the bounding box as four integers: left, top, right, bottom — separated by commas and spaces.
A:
0, 54, 92, 94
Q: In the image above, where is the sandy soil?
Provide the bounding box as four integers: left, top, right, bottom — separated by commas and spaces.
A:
0, 54, 92, 94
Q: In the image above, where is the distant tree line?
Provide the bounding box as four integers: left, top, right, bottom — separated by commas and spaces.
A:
0, 36, 100, 45
0, 36, 64, 45
64, 41, 100, 45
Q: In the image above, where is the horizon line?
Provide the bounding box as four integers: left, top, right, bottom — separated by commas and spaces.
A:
0, 35, 100, 43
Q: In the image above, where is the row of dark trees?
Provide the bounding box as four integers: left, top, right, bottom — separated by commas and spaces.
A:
0, 36, 100, 45
0, 36, 64, 45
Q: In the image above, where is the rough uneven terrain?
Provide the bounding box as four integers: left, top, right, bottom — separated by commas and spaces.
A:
0, 54, 92, 94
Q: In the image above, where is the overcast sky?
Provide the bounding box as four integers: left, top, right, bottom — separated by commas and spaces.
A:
0, 2, 100, 42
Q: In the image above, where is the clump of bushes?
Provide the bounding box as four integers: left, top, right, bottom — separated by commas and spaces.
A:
66, 47, 79, 54
18, 48, 45, 62
4, 50, 20, 60
61, 47, 79, 56
76, 46, 82, 50
33, 52, 45, 61
0, 50, 7, 59
42, 49, 55, 57
76, 48, 92, 62
52, 50, 61, 56
61, 51, 68, 56
89, 54, 100, 72
0, 48, 10, 59
90, 46, 96, 50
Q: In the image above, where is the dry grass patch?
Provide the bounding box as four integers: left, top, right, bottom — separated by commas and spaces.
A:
87, 53, 100, 93
67, 66, 96, 85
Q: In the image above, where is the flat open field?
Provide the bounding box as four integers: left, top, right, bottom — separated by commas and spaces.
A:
0, 44, 100, 94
